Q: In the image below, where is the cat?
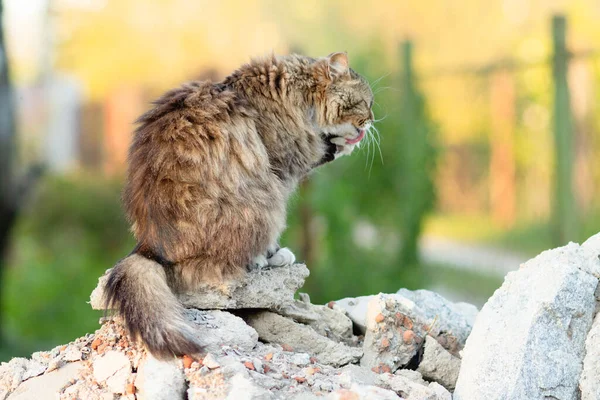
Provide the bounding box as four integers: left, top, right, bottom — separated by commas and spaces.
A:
104, 52, 374, 358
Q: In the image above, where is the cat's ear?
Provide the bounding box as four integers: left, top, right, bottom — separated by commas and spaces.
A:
327, 52, 350, 80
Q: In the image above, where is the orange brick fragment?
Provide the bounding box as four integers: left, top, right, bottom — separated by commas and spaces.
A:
264, 353, 273, 361
403, 330, 415, 344
182, 355, 194, 369
375, 313, 385, 323
244, 361, 255, 370
371, 364, 391, 374
282, 344, 293, 352
126, 383, 136, 394
91, 338, 102, 350
294, 376, 306, 383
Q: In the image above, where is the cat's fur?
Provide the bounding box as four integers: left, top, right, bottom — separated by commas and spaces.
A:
104, 52, 374, 358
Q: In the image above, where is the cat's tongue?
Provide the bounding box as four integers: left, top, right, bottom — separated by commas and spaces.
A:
346, 129, 365, 145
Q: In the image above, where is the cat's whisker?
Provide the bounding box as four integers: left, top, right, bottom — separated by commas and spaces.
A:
372, 125, 384, 165
369, 73, 391, 90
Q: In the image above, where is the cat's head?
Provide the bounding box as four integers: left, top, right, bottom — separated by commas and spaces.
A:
312, 52, 374, 146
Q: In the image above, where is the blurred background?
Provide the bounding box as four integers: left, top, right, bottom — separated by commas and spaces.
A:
1, 0, 599, 361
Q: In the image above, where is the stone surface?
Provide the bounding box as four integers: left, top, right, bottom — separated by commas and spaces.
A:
328, 384, 400, 400
378, 373, 452, 400
333, 296, 371, 334
186, 309, 259, 352
91, 264, 310, 311
336, 290, 477, 349
361, 294, 432, 372
246, 311, 362, 367
396, 289, 477, 346
277, 297, 353, 342
454, 243, 599, 400
416, 336, 460, 390
579, 233, 600, 400
580, 312, 600, 400
92, 350, 131, 394
136, 355, 186, 400
6, 362, 82, 400
225, 373, 274, 399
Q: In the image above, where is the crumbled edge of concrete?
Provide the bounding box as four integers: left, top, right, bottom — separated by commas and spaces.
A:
91, 264, 310, 311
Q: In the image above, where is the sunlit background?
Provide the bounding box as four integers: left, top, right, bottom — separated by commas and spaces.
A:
1, 0, 599, 361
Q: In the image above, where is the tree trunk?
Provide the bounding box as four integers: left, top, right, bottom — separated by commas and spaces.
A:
0, 0, 17, 338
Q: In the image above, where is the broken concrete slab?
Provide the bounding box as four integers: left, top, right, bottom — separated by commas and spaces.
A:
276, 297, 353, 342
454, 243, 599, 400
328, 384, 400, 400
361, 294, 431, 372
378, 372, 452, 400
136, 355, 186, 400
332, 296, 371, 334
335, 289, 477, 351
245, 311, 362, 367
91, 264, 310, 311
396, 288, 477, 346
186, 309, 259, 352
416, 336, 460, 391
6, 362, 82, 400
92, 350, 131, 394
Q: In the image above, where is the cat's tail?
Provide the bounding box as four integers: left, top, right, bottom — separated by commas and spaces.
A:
103, 253, 203, 358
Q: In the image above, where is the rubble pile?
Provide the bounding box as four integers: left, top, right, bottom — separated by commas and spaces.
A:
2, 232, 600, 400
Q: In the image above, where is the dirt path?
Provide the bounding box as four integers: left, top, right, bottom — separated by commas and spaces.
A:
419, 236, 528, 277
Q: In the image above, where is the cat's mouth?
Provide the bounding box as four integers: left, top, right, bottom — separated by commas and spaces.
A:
346, 129, 365, 145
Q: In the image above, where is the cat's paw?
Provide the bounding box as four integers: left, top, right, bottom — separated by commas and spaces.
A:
247, 253, 269, 271
267, 247, 296, 267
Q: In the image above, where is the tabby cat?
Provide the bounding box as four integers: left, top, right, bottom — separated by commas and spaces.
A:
104, 52, 374, 358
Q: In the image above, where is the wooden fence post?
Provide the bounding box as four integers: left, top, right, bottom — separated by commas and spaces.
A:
489, 70, 516, 227
551, 15, 577, 245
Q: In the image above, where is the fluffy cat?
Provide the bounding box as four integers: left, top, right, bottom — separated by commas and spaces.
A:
104, 52, 374, 358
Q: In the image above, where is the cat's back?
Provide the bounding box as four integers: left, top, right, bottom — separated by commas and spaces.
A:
124, 80, 276, 241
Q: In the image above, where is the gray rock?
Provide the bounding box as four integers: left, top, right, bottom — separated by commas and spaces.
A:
186, 309, 258, 352
136, 355, 186, 400
328, 384, 400, 400
378, 373, 451, 400
92, 350, 131, 394
202, 353, 221, 369
580, 312, 600, 400
338, 364, 379, 387
336, 290, 477, 352
0, 357, 51, 399
225, 373, 274, 399
333, 296, 371, 334
396, 289, 477, 345
454, 242, 599, 400
361, 294, 432, 372
6, 362, 82, 400
246, 311, 362, 367
91, 264, 309, 310
578, 233, 600, 400
416, 336, 460, 390
277, 299, 353, 342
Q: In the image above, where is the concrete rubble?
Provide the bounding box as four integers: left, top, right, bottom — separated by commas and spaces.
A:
454, 235, 600, 400
4, 232, 600, 399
